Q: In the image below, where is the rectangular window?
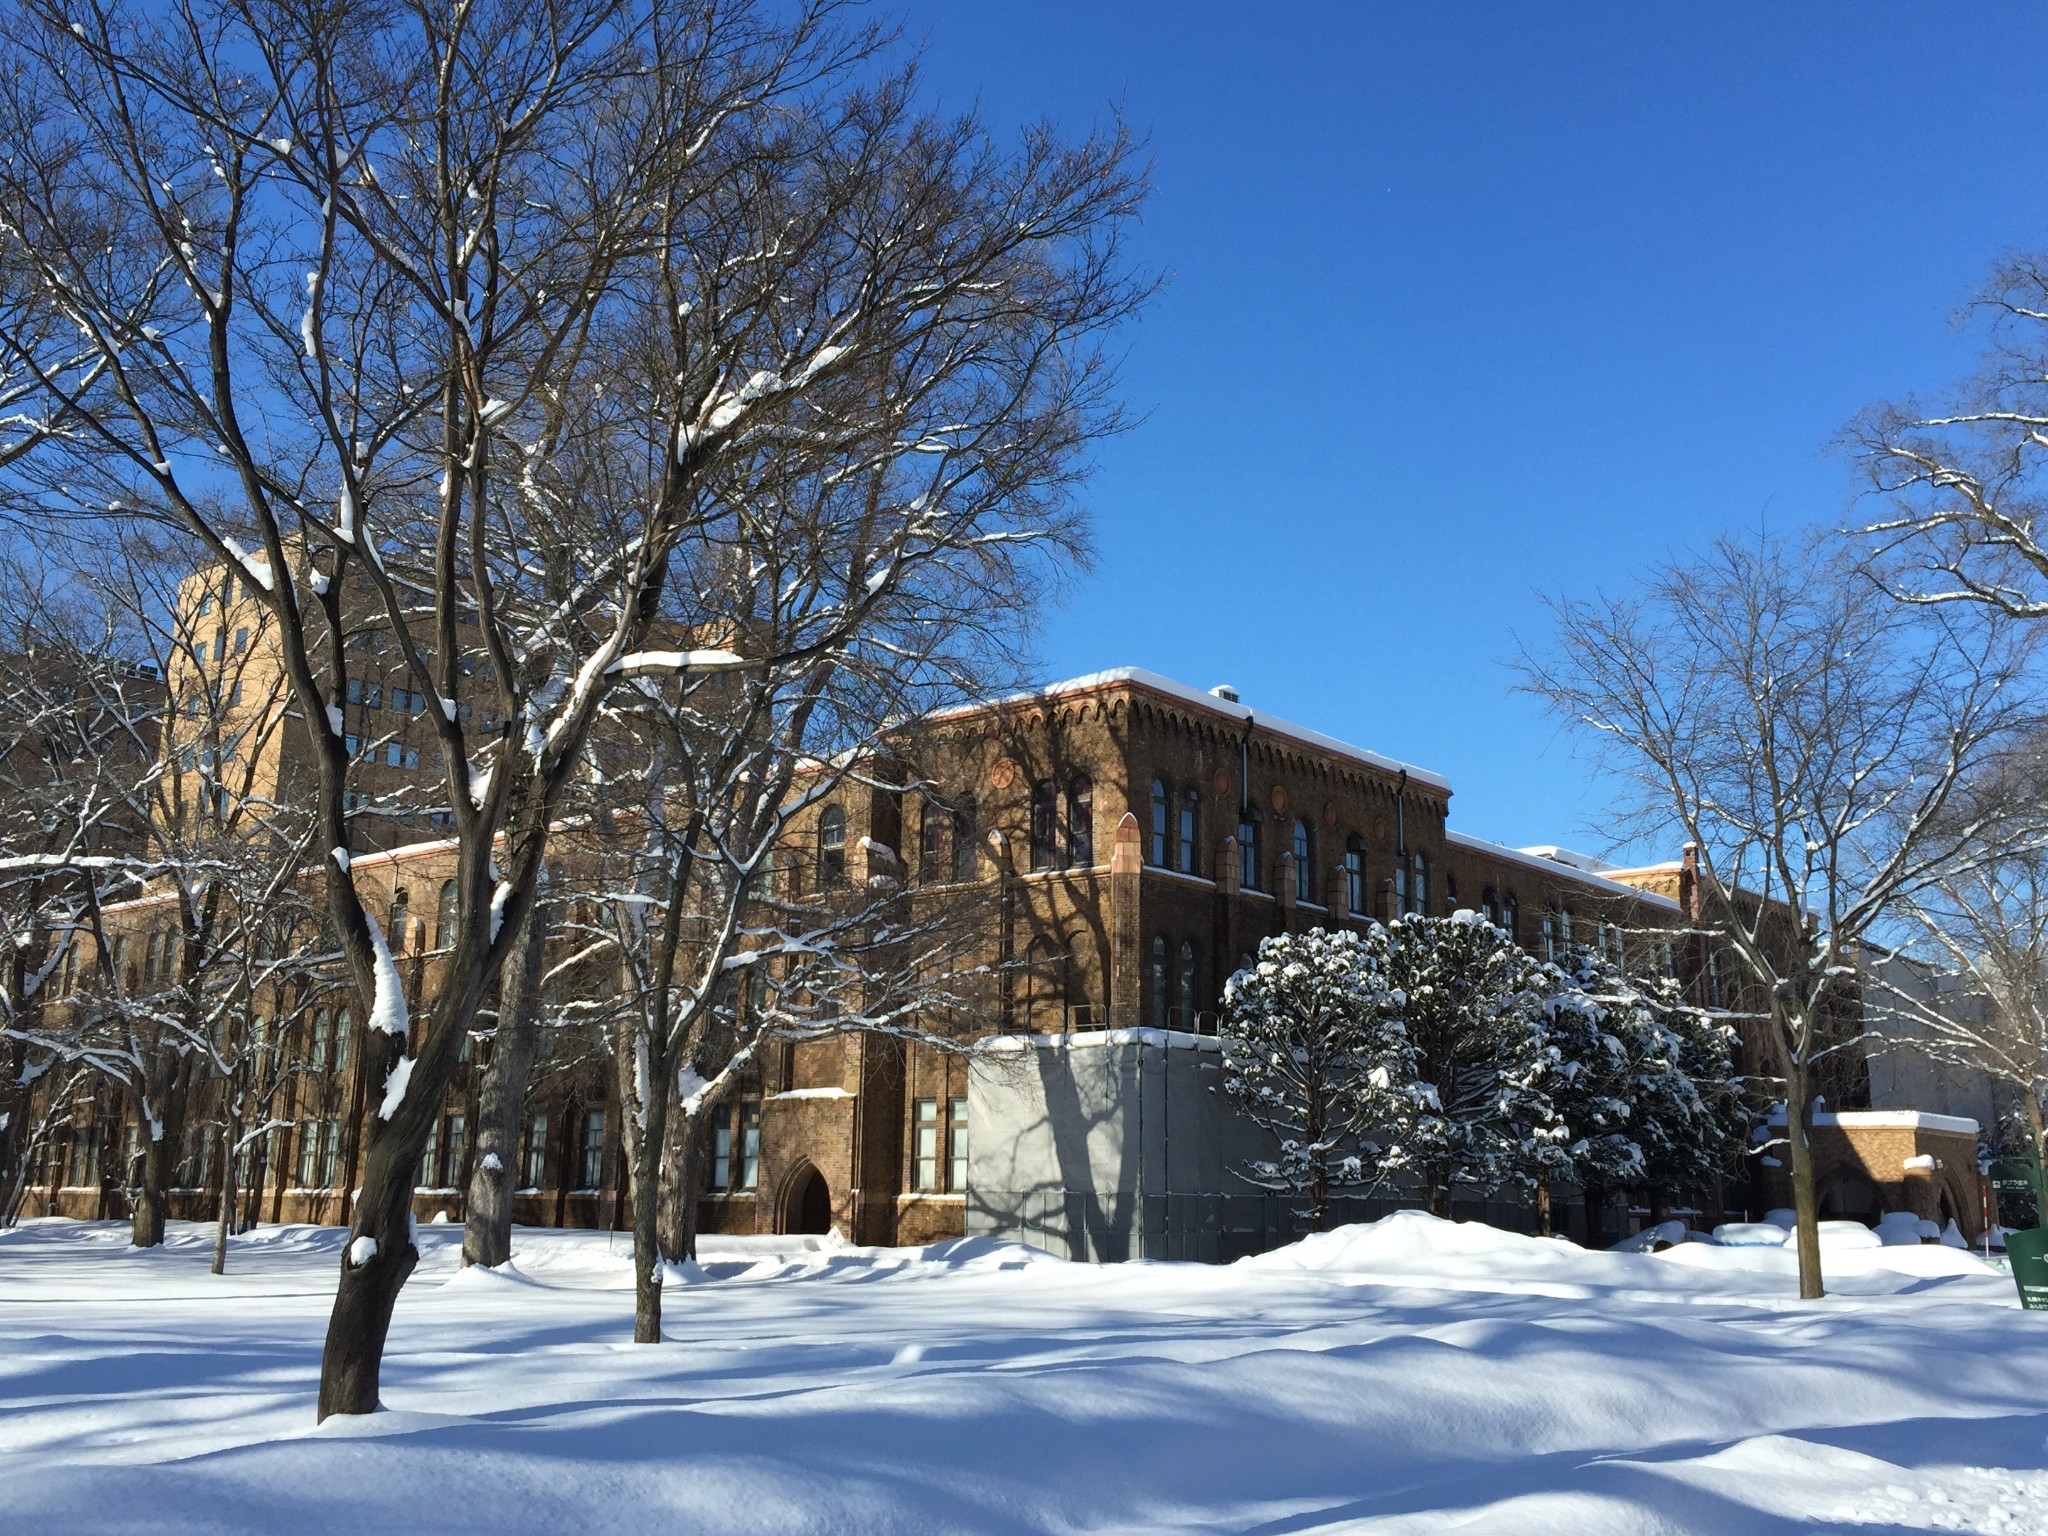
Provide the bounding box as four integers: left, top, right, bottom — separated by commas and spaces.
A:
345, 733, 360, 757
444, 1114, 466, 1186
297, 1121, 320, 1187
947, 1097, 969, 1192
212, 632, 225, 662
738, 1102, 761, 1190
385, 741, 402, 767
711, 1123, 732, 1192
233, 626, 248, 654
913, 1098, 939, 1191
418, 1117, 442, 1187
403, 746, 420, 771
347, 677, 363, 703
521, 1117, 548, 1189
319, 1121, 341, 1188
578, 1108, 605, 1190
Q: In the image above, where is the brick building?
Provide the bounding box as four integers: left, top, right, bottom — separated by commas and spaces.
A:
20, 660, 1988, 1248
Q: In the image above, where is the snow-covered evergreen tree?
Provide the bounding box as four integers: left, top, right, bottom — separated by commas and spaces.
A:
1219, 928, 1416, 1230
1635, 989, 1747, 1217
1521, 947, 1670, 1235
1374, 912, 1551, 1216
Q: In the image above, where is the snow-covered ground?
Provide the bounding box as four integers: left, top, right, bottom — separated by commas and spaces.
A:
2, 1213, 2044, 1534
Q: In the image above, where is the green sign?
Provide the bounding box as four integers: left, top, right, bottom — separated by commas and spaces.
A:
2010, 1228, 2048, 1313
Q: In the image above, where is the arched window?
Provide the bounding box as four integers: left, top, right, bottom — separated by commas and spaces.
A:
1067, 775, 1094, 867
1237, 806, 1262, 891
1178, 786, 1200, 875
333, 1008, 351, 1073
143, 932, 161, 983
920, 799, 946, 885
388, 888, 410, 952
818, 804, 846, 888
310, 1010, 331, 1073
1149, 779, 1169, 866
1344, 834, 1365, 914
952, 799, 979, 883
1501, 892, 1519, 943
1030, 781, 1058, 870
435, 879, 458, 949
1410, 852, 1428, 915
1292, 819, 1313, 902
1481, 886, 1500, 926
1558, 908, 1574, 949
112, 935, 130, 990
1178, 940, 1198, 1027
1540, 912, 1558, 962
1150, 935, 1169, 1029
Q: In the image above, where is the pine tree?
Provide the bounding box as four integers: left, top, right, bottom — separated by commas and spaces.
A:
1375, 912, 1551, 1217
1522, 947, 1667, 1236
1219, 928, 1416, 1230
1636, 990, 1747, 1221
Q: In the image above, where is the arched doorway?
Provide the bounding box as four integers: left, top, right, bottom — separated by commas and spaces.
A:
1818, 1173, 1882, 1225
780, 1162, 832, 1235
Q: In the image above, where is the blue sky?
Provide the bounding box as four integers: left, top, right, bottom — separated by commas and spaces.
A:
900, 3, 2048, 858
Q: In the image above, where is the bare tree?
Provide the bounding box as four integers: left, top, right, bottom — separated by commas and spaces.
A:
1872, 799, 2048, 1177
1521, 535, 2033, 1297
1853, 252, 2048, 621
0, 0, 1142, 1416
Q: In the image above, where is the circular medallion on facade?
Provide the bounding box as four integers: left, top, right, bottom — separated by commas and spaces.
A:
989, 757, 1017, 791
1373, 815, 1390, 844
1211, 765, 1231, 797
1268, 783, 1288, 813
1322, 800, 1339, 828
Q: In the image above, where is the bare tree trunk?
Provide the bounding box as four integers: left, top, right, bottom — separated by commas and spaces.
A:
624, 1034, 675, 1343
657, 1102, 706, 1262
212, 1118, 238, 1275
1535, 1169, 1553, 1238
1426, 1173, 1449, 1219
317, 1132, 419, 1420
1785, 1057, 1824, 1300
1582, 1182, 1608, 1248
461, 907, 547, 1269
126, 1068, 172, 1248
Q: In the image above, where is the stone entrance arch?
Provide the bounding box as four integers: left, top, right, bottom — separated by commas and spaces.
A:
779, 1162, 832, 1235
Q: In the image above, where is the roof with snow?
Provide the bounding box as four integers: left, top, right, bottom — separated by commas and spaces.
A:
937, 668, 1452, 791
1445, 830, 1682, 911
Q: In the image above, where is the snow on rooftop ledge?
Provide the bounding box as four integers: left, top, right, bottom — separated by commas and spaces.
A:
1516, 845, 1617, 874
934, 668, 1450, 791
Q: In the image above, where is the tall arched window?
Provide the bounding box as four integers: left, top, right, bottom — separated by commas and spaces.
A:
1501, 892, 1519, 943
434, 880, 458, 949
818, 805, 846, 888
1481, 886, 1501, 926
1067, 775, 1094, 867
1237, 806, 1262, 891
333, 1008, 352, 1073
1149, 779, 1169, 866
310, 1010, 332, 1073
1178, 940, 1198, 1027
1410, 853, 1428, 915
1292, 819, 1313, 902
952, 799, 979, 883
1540, 912, 1558, 962
1178, 787, 1200, 875
388, 888, 410, 952
143, 932, 161, 983
920, 799, 946, 885
1558, 908, 1574, 949
1344, 834, 1365, 914
1150, 935, 1169, 1028
1030, 781, 1059, 870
